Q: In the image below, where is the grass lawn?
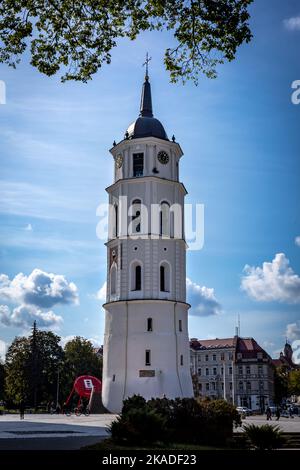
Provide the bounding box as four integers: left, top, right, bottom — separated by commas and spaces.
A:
82, 438, 229, 451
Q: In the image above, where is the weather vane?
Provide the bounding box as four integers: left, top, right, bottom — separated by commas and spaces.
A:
143, 52, 152, 80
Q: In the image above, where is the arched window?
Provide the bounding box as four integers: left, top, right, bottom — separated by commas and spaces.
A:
131, 199, 141, 234
114, 205, 118, 237
110, 263, 117, 295
160, 262, 170, 292
135, 265, 141, 291
160, 201, 170, 237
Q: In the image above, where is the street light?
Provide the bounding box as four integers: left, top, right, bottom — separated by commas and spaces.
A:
56, 361, 63, 409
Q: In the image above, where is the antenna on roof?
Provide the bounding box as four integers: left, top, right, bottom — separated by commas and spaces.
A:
238, 314, 241, 337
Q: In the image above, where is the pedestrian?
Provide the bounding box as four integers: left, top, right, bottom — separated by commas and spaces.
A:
266, 406, 272, 421
289, 407, 294, 419
276, 407, 281, 421
19, 398, 25, 420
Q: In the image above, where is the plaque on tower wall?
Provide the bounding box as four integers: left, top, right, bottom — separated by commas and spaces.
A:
139, 370, 155, 377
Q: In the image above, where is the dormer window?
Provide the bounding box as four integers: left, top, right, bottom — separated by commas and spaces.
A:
133, 153, 144, 177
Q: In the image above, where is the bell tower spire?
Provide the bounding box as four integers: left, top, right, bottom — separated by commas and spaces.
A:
140, 53, 153, 117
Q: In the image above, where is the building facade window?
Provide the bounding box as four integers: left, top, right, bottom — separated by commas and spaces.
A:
259, 381, 264, 390
229, 353, 233, 360
110, 263, 117, 295
205, 354, 209, 361
246, 381, 251, 391
213, 354, 216, 361
160, 201, 170, 236
160, 262, 170, 292
229, 366, 232, 375
258, 365, 263, 376
180, 354, 183, 366
221, 353, 224, 361
246, 366, 251, 375
145, 349, 151, 366
147, 317, 153, 332
239, 381, 243, 391
131, 199, 141, 233
198, 368, 201, 376
133, 153, 144, 177
135, 265, 141, 290
206, 368, 209, 376
114, 205, 118, 237
212, 382, 216, 391
238, 366, 243, 375
230, 382, 232, 390
213, 367, 217, 375
206, 383, 209, 391
179, 319, 182, 332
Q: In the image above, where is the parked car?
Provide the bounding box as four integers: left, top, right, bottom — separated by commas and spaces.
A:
237, 406, 252, 416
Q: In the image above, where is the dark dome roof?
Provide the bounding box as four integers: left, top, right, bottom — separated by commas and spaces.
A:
124, 74, 169, 141
126, 116, 168, 140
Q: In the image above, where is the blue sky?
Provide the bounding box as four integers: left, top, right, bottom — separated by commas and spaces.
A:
0, 0, 300, 361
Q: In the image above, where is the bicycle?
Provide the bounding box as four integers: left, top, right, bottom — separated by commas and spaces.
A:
74, 405, 90, 416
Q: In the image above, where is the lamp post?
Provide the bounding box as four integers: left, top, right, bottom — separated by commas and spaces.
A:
56, 369, 60, 409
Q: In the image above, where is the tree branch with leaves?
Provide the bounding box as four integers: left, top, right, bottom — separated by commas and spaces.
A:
0, 0, 253, 83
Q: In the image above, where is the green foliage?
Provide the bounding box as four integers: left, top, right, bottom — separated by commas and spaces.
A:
5, 329, 63, 406
273, 367, 289, 405
243, 424, 285, 451
0, 0, 253, 83
4, 329, 102, 408
0, 361, 5, 400
60, 336, 102, 400
109, 408, 167, 445
110, 394, 241, 446
288, 370, 300, 396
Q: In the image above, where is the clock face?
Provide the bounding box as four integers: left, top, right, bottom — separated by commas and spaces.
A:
157, 150, 169, 165
116, 154, 123, 168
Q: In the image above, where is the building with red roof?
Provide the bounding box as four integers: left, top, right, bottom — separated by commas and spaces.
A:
190, 335, 274, 412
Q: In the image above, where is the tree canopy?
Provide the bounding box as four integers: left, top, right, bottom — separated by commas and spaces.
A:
5, 327, 63, 406
0, 0, 253, 83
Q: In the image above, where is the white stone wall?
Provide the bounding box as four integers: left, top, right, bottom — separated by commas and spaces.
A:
102, 300, 193, 413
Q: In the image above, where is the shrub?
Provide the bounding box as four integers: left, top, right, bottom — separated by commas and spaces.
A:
109, 406, 167, 445
109, 394, 241, 447
243, 424, 285, 451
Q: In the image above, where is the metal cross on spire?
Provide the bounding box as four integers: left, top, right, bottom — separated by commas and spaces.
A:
143, 52, 152, 80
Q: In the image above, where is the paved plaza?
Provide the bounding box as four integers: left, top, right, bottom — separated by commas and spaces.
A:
0, 413, 117, 450
0, 413, 299, 449
236, 415, 300, 433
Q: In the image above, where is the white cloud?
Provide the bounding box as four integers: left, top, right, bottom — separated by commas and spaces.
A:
295, 236, 300, 247
0, 304, 62, 328
286, 322, 300, 341
96, 281, 107, 302
0, 268, 79, 309
186, 278, 222, 316
284, 16, 300, 31
24, 223, 33, 231
0, 269, 79, 329
0, 339, 7, 361
241, 253, 300, 303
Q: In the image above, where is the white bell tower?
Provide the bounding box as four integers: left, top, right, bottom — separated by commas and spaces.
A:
102, 63, 194, 413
